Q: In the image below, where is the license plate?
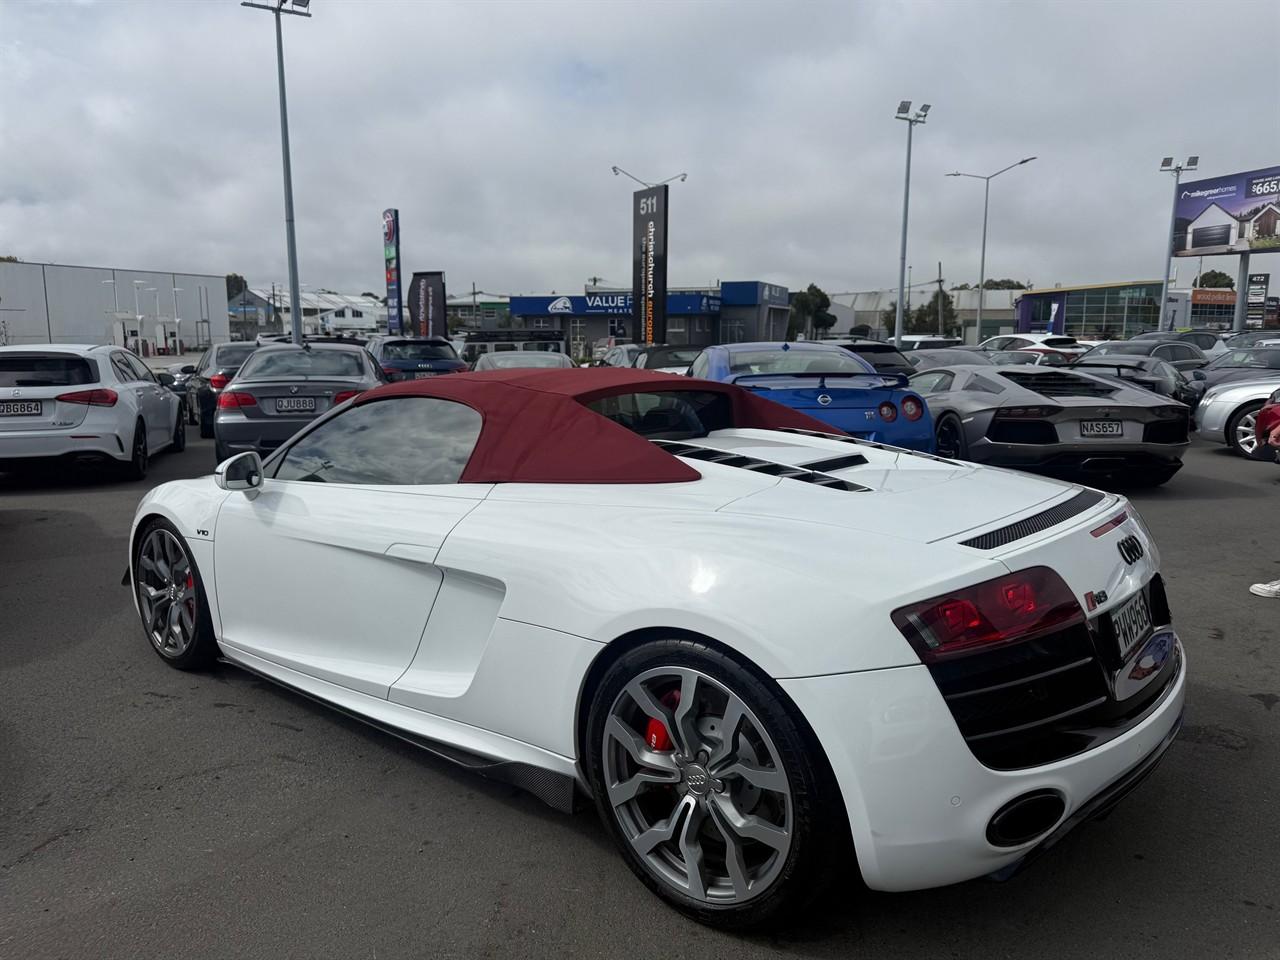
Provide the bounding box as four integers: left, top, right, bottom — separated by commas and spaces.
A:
1111, 590, 1153, 660
414, 371, 435, 379
1081, 420, 1123, 437
275, 397, 316, 413
0, 401, 42, 416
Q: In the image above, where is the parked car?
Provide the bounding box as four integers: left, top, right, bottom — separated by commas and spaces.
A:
189, 341, 260, 439
213, 342, 385, 463
366, 335, 466, 381
591, 337, 633, 362
690, 341, 933, 451
909, 363, 1189, 485
472, 351, 576, 370
632, 345, 702, 374
1080, 339, 1208, 373
1194, 378, 1280, 459
907, 347, 994, 370
1130, 329, 1227, 356
1186, 347, 1280, 401
823, 338, 915, 376
978, 333, 1088, 356
0, 343, 184, 478
166, 362, 200, 423
129, 366, 1185, 929
1068, 356, 1200, 406
599, 343, 642, 367
1255, 386, 1280, 457
1223, 329, 1280, 349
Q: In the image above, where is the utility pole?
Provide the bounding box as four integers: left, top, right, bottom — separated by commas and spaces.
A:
936, 261, 945, 336
892, 101, 930, 348
1157, 156, 1198, 331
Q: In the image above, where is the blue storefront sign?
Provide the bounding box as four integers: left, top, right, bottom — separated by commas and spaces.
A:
720, 281, 789, 307
510, 293, 720, 316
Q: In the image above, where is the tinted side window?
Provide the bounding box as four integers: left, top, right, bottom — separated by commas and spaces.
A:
689, 352, 710, 379
273, 397, 481, 485
124, 352, 155, 382
909, 371, 953, 393
111, 354, 137, 383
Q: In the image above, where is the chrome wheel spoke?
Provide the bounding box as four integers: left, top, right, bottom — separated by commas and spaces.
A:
706, 699, 745, 767
633, 794, 693, 855
677, 800, 708, 899
707, 797, 751, 899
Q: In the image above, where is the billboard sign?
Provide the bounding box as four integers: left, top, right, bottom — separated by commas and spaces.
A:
508, 293, 719, 317
406, 271, 446, 337
632, 185, 669, 344
1172, 165, 1280, 257
382, 208, 404, 334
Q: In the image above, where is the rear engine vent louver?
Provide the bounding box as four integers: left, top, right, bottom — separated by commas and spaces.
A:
960, 488, 1106, 549
999, 370, 1118, 398
653, 441, 870, 492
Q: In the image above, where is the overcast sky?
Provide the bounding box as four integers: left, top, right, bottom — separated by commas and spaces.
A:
1, 0, 1277, 299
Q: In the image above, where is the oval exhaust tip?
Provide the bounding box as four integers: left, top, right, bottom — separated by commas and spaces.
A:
986, 790, 1066, 848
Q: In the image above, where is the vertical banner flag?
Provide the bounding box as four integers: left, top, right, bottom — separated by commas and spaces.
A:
407, 271, 447, 337
382, 209, 404, 334
632, 185, 669, 345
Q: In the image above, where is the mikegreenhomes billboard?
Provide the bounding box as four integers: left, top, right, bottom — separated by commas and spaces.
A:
1172, 165, 1280, 257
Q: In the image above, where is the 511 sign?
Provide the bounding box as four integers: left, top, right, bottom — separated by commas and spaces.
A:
632, 185, 669, 345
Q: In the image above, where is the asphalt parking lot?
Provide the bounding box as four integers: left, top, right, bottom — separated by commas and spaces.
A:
2, 438, 1278, 960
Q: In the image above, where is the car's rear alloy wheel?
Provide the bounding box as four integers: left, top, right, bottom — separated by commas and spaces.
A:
935, 415, 967, 460
1228, 402, 1264, 459
172, 410, 186, 452
125, 421, 149, 480
134, 519, 216, 669
587, 641, 848, 929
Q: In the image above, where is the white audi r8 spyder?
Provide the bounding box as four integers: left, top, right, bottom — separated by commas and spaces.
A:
126, 368, 1185, 929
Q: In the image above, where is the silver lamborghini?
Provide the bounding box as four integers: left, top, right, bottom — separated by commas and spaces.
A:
910, 364, 1190, 486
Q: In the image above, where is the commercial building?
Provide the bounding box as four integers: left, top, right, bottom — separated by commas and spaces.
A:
446, 292, 511, 332
1012, 281, 1274, 337
0, 259, 229, 353
506, 281, 788, 357
830, 289, 1019, 342
230, 289, 388, 340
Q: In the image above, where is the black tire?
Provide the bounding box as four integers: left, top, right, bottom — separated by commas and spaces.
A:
935, 413, 968, 460
199, 401, 214, 439
123, 420, 149, 480
132, 517, 217, 670
584, 638, 849, 931
1226, 402, 1266, 459
187, 400, 198, 425
171, 408, 186, 453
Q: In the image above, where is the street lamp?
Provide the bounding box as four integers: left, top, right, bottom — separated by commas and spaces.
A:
893, 101, 930, 348
946, 156, 1037, 335
242, 0, 310, 344
1157, 156, 1198, 331
611, 166, 688, 188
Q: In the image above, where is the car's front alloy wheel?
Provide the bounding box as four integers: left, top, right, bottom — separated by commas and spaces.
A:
587, 640, 848, 929
1228, 402, 1264, 459
134, 519, 216, 669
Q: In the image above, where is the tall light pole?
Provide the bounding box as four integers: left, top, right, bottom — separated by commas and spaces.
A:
893, 101, 930, 349
243, 0, 310, 344
946, 156, 1036, 335
172, 285, 183, 352
610, 166, 688, 189
1157, 156, 1198, 331
131, 280, 146, 343
102, 278, 122, 345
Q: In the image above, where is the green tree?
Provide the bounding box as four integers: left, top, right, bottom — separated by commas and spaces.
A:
907, 288, 959, 336
788, 283, 835, 338
950, 282, 972, 291
982, 278, 1027, 290
226, 273, 248, 299
0, 255, 21, 263
1194, 269, 1234, 289
880, 301, 899, 331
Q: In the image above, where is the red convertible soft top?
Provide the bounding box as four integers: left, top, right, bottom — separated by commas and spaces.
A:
353, 367, 837, 483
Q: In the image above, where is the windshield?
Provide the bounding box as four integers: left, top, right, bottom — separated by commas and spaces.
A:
239, 349, 366, 380
638, 347, 700, 369
215, 343, 257, 366
728, 348, 873, 376
1206, 348, 1280, 370
1224, 331, 1275, 348
381, 340, 458, 361
843, 344, 912, 371
476, 352, 572, 369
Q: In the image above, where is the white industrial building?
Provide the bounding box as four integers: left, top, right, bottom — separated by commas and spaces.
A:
0, 259, 230, 354
231, 288, 387, 339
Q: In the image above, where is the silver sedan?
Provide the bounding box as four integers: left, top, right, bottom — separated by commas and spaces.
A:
1194, 378, 1280, 459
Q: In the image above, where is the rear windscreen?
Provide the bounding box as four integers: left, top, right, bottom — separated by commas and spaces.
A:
0, 355, 97, 387
215, 343, 257, 366
381, 341, 458, 361
585, 391, 733, 440
239, 350, 365, 379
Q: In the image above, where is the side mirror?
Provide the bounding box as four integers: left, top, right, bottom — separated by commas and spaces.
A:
156, 372, 176, 387
1192, 369, 1207, 381
181, 365, 196, 374
215, 451, 264, 499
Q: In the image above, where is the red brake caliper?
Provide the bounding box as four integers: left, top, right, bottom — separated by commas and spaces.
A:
645, 689, 681, 751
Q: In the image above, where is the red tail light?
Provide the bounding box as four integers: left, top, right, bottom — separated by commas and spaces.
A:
209, 373, 230, 391
902, 396, 924, 421
878, 401, 898, 422
217, 391, 257, 409
56, 388, 118, 407
891, 566, 1084, 663
333, 390, 360, 404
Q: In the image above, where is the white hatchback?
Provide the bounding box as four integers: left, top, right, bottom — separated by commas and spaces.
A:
0, 344, 185, 478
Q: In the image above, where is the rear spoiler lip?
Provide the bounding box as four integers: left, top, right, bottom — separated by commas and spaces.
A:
728, 371, 911, 389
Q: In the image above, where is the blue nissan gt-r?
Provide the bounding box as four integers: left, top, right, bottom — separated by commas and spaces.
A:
690, 341, 934, 451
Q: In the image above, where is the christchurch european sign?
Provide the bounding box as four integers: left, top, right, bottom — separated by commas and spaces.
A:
1172, 165, 1280, 257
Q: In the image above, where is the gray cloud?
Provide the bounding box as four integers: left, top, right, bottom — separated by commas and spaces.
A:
1, 0, 1277, 299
